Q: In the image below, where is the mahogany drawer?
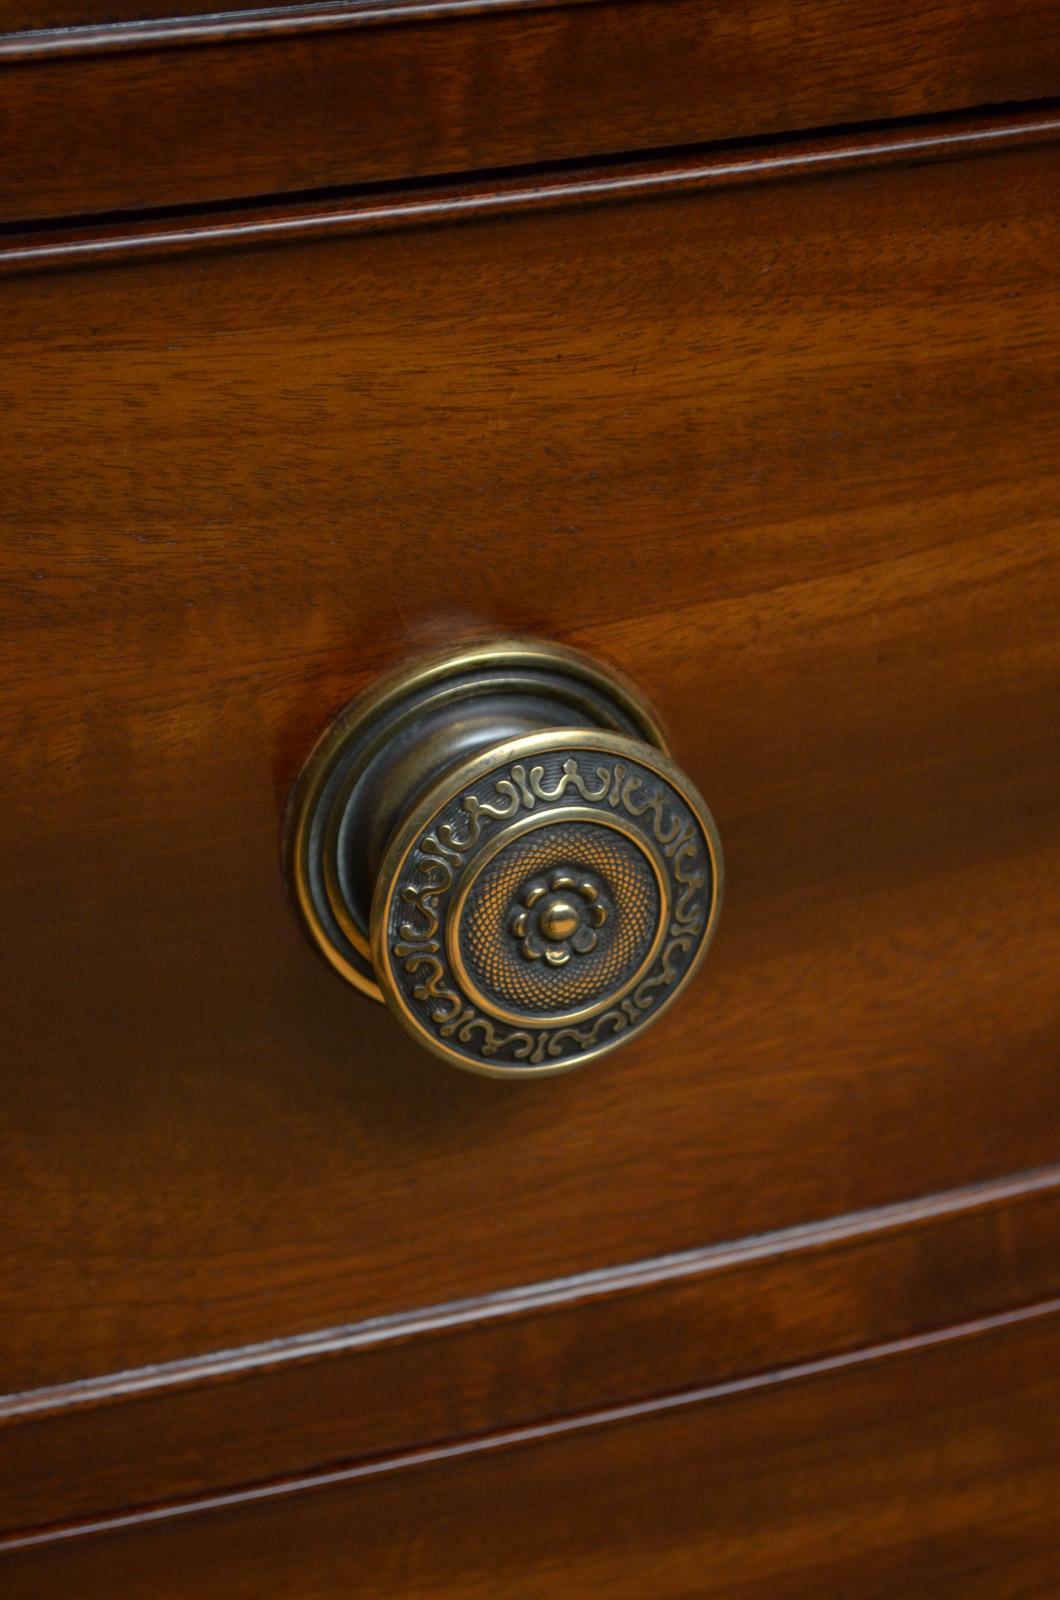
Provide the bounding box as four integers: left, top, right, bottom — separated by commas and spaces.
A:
2, 109, 1059, 1581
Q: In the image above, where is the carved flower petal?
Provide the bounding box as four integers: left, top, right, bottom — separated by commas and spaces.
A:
523, 880, 548, 907
587, 903, 607, 928
550, 872, 577, 892
511, 910, 528, 938
576, 879, 599, 902
571, 927, 598, 955
521, 930, 546, 959
544, 945, 571, 966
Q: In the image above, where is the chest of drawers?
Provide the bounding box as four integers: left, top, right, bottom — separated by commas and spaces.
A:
2, 3, 1059, 1593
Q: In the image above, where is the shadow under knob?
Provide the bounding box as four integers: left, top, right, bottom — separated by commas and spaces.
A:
287, 640, 722, 1077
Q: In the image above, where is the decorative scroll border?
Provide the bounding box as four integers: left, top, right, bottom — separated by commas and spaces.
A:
389, 756, 709, 1067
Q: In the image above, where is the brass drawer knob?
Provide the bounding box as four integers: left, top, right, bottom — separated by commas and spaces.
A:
287, 641, 722, 1076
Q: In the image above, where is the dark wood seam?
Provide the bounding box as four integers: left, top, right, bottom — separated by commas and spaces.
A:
3, 104, 1059, 277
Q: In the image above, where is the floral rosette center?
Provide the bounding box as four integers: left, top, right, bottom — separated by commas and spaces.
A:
510, 870, 608, 967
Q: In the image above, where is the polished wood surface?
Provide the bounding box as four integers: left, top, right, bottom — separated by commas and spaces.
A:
6, 1308, 1060, 1595
2, 128, 1058, 1419
3, 1170, 1057, 1534
4, 0, 1060, 224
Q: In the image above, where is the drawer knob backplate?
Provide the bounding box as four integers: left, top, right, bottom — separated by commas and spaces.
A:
286, 640, 722, 1077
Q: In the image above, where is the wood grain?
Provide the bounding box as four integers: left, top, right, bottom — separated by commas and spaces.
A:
1, 1169, 1057, 1534
4, 1306, 1059, 1594
1, 132, 1058, 1403
3, 0, 1060, 223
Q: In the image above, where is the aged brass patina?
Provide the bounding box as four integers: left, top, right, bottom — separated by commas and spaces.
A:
286, 640, 722, 1076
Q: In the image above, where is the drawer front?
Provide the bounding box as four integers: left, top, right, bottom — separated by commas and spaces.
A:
2, 135, 1059, 1409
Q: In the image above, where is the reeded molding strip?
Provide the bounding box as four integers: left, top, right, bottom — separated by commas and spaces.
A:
1, 1166, 1058, 1535
0, 0, 590, 58
4, 1295, 1060, 1553
5, 1163, 1059, 1423
3, 107, 1060, 277
6, 0, 1060, 230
